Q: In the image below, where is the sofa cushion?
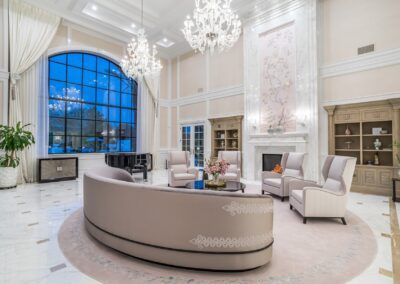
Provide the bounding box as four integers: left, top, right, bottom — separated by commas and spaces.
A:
291, 190, 303, 204
174, 173, 196, 180
263, 178, 281, 188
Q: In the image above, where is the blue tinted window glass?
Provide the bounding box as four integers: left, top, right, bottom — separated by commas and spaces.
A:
110, 62, 121, 77
66, 119, 81, 136
49, 100, 65, 117
48, 52, 137, 154
82, 104, 96, 120
121, 79, 132, 93
96, 106, 108, 120
67, 66, 82, 84
109, 91, 120, 106
66, 84, 82, 100
109, 76, 120, 91
97, 73, 109, 89
68, 53, 83, 68
49, 117, 65, 135
83, 86, 95, 103
66, 102, 81, 118
121, 93, 133, 108
49, 80, 66, 99
84, 54, 96, 71
97, 58, 109, 74
121, 108, 132, 123
50, 54, 66, 64
66, 136, 81, 153
109, 107, 120, 122
82, 120, 95, 136
120, 138, 131, 152
83, 70, 96, 87
96, 89, 108, 105
48, 135, 65, 154
49, 62, 66, 81
108, 137, 120, 152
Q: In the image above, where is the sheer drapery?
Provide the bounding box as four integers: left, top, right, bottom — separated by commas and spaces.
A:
8, 0, 60, 182
137, 75, 160, 169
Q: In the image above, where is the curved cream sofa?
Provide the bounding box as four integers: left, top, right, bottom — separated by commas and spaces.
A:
83, 166, 274, 271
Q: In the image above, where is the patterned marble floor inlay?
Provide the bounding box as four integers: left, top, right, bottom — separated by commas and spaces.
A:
27, 222, 39, 226
49, 263, 67, 273
36, 238, 50, 244
0, 170, 398, 284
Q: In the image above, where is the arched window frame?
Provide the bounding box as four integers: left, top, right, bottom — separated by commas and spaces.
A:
47, 51, 137, 154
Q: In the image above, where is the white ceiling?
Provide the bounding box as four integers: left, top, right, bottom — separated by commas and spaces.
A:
23, 0, 283, 58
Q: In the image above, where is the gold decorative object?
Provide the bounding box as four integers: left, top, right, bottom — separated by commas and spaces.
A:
205, 179, 226, 188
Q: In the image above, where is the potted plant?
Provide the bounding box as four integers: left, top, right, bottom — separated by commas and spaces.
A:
0, 122, 35, 189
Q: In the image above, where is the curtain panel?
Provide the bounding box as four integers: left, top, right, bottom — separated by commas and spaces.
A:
8, 0, 60, 182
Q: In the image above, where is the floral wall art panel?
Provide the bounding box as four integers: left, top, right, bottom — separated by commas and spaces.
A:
259, 23, 296, 133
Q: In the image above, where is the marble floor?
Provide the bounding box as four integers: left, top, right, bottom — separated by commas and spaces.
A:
0, 170, 398, 284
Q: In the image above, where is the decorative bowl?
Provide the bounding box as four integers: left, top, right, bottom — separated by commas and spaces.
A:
205, 180, 226, 188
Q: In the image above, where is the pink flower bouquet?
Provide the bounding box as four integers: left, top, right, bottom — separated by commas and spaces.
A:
204, 159, 229, 180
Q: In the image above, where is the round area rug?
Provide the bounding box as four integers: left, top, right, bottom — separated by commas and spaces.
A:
58, 201, 377, 284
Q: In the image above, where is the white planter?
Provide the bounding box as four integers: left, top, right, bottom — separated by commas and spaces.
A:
0, 167, 18, 189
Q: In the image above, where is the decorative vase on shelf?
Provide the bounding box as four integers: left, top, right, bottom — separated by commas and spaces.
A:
345, 125, 351, 135
373, 139, 382, 150
374, 152, 380, 165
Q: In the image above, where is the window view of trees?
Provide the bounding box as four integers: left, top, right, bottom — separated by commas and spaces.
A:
48, 52, 137, 154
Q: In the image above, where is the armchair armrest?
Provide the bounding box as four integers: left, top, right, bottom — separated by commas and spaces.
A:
303, 187, 344, 197
262, 171, 282, 180
289, 179, 320, 192
187, 167, 199, 178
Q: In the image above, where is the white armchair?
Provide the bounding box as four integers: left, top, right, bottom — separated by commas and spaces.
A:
217, 151, 241, 182
289, 155, 357, 225
168, 151, 198, 187
262, 152, 305, 201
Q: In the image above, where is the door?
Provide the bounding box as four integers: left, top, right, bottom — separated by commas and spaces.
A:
180, 124, 204, 168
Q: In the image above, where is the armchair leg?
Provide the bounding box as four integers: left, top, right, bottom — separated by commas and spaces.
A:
303, 217, 307, 224
281, 196, 285, 202
261, 190, 264, 195
290, 204, 293, 210
341, 217, 347, 225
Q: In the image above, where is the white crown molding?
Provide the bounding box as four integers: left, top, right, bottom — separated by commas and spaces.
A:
321, 92, 400, 106
320, 48, 400, 78
159, 84, 244, 108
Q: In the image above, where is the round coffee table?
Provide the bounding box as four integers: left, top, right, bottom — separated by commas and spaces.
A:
185, 180, 245, 193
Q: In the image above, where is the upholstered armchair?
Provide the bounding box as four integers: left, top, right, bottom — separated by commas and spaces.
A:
168, 151, 198, 187
289, 155, 357, 225
262, 152, 305, 201
217, 151, 241, 182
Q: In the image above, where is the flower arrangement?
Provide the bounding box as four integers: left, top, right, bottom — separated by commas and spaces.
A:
204, 159, 229, 187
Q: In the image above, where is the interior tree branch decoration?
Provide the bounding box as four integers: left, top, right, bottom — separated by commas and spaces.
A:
121, 0, 162, 79
182, 0, 242, 54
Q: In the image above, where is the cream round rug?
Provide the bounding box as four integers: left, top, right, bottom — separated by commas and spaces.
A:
58, 201, 377, 283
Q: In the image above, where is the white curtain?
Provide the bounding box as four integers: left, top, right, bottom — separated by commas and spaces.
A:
137, 75, 160, 169
8, 0, 60, 182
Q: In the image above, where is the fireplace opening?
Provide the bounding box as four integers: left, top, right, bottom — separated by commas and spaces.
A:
262, 154, 283, 171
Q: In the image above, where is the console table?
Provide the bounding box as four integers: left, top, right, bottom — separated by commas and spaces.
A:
393, 178, 400, 202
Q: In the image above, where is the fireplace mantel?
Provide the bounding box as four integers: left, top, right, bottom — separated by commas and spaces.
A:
249, 132, 308, 140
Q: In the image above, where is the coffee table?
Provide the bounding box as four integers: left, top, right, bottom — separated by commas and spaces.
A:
185, 180, 245, 193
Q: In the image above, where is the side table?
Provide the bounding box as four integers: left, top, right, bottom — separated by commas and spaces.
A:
393, 178, 400, 202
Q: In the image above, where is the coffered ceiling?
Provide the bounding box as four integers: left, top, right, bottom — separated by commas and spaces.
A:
23, 0, 283, 58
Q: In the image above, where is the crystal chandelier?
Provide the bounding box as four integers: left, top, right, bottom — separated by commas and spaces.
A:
121, 0, 162, 79
182, 0, 242, 54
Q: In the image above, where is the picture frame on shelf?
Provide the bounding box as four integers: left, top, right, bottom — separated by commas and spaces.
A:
372, 127, 382, 135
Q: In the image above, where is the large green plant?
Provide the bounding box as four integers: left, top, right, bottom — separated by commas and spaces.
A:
0, 122, 35, 168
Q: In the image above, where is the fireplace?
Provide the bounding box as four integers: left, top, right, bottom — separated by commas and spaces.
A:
262, 154, 283, 171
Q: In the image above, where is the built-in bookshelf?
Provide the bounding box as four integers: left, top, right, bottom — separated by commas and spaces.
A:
209, 116, 243, 159
325, 99, 400, 196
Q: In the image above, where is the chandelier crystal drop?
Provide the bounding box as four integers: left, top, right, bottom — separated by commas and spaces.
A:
121, 0, 162, 79
182, 0, 242, 54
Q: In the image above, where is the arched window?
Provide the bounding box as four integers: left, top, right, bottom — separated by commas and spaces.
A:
48, 52, 137, 154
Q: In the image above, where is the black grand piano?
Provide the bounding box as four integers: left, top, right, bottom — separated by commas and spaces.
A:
105, 153, 153, 181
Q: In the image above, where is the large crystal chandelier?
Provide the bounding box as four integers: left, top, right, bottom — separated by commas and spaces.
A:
121, 0, 162, 79
182, 0, 242, 54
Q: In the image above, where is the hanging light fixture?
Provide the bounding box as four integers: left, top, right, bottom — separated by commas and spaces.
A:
121, 0, 162, 79
182, 0, 242, 54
